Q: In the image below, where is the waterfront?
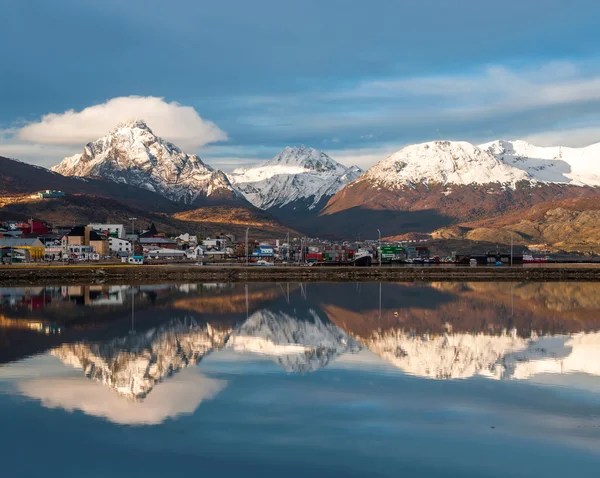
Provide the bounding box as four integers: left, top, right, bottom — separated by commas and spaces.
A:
2, 263, 600, 286
2, 281, 600, 477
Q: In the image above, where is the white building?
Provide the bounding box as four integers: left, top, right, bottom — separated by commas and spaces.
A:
109, 237, 132, 254
146, 248, 186, 259
88, 223, 125, 238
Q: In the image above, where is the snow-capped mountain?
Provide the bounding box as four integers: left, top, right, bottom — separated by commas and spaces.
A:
52, 317, 230, 400
52, 120, 240, 204
358, 140, 532, 190
226, 308, 360, 373
480, 139, 600, 187
319, 139, 600, 240
227, 146, 362, 210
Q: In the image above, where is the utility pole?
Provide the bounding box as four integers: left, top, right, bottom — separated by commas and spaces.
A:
510, 232, 514, 267
377, 228, 381, 266
245, 227, 249, 266
129, 217, 136, 255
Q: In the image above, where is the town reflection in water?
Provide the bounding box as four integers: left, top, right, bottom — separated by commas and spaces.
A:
2, 281, 600, 422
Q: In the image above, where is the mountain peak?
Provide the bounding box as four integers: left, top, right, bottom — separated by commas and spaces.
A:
361, 139, 532, 189
227, 147, 361, 210
112, 119, 153, 134
267, 145, 338, 172
52, 122, 240, 204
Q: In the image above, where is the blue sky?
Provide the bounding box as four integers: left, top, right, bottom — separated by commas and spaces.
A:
2, 0, 600, 170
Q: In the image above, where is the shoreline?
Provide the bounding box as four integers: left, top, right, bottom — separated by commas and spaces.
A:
1, 264, 600, 285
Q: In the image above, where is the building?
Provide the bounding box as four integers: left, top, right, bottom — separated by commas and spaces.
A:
33, 190, 65, 199
252, 245, 275, 257
88, 223, 125, 238
146, 248, 186, 259
0, 238, 45, 261
202, 238, 228, 251
66, 226, 109, 255
140, 237, 178, 249
109, 237, 132, 254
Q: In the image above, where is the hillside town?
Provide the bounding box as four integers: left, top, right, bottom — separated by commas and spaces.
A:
0, 203, 449, 266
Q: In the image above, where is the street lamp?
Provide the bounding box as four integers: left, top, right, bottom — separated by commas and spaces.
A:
377, 228, 381, 266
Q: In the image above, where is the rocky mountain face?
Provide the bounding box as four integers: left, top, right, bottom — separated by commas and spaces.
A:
316, 140, 600, 242
227, 146, 362, 211
52, 120, 241, 205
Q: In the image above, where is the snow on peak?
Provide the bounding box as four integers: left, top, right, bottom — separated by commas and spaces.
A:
480, 139, 600, 186
226, 309, 360, 373
227, 146, 363, 209
51, 121, 239, 203
361, 140, 532, 190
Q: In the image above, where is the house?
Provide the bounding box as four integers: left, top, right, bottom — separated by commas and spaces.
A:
109, 237, 132, 254
0, 238, 45, 261
33, 190, 65, 199
140, 223, 159, 238
140, 237, 178, 249
88, 223, 125, 238
202, 238, 228, 251
66, 226, 109, 255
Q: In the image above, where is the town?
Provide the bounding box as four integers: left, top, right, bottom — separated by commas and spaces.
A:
0, 216, 439, 266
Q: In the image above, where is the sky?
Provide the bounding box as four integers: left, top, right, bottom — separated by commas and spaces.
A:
2, 0, 600, 171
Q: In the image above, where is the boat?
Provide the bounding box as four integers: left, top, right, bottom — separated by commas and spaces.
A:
353, 250, 373, 267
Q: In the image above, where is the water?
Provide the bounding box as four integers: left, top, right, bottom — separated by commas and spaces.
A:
1, 282, 600, 477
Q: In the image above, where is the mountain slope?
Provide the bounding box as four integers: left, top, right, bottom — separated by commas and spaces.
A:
316, 140, 600, 239
0, 155, 296, 238
227, 146, 362, 210
481, 140, 600, 186
52, 120, 242, 205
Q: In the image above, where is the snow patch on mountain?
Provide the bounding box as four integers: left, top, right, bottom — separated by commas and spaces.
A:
227, 146, 363, 209
226, 308, 360, 373
52, 120, 239, 203
52, 317, 230, 400
359, 140, 533, 190
480, 139, 600, 187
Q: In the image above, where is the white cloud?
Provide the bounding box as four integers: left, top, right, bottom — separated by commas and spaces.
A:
19, 368, 226, 425
16, 96, 227, 150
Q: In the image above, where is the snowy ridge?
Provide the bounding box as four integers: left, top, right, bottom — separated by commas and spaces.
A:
359, 140, 532, 190
52, 120, 239, 204
227, 146, 362, 209
52, 317, 230, 400
226, 308, 360, 373
480, 139, 600, 186
364, 329, 600, 380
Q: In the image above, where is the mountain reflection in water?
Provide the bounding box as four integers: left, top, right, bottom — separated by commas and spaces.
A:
2, 282, 600, 404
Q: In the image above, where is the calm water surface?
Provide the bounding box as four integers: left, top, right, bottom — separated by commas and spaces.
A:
1, 282, 600, 477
